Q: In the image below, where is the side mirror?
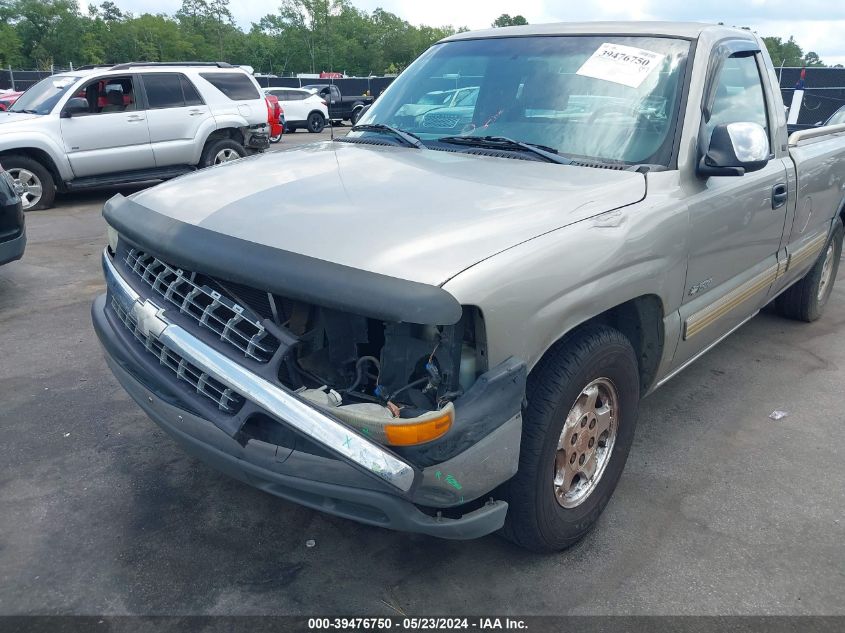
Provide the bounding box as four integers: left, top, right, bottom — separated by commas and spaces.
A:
697, 122, 769, 177
61, 98, 89, 118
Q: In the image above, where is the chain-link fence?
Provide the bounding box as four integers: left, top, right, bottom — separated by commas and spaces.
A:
0, 66, 77, 92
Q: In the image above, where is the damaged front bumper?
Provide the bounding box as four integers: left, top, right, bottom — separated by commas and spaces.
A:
93, 249, 526, 539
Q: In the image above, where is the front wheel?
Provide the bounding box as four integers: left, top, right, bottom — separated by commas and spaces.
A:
4, 155, 56, 211
269, 132, 282, 144
775, 217, 843, 322
500, 324, 640, 552
307, 112, 326, 133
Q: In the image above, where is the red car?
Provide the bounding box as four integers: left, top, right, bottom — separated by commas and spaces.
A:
0, 90, 23, 111
265, 95, 284, 143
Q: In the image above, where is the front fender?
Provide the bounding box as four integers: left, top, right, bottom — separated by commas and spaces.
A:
442, 197, 689, 372
0, 131, 73, 181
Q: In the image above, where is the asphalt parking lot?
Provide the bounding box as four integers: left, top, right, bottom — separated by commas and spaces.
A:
1, 138, 844, 615
272, 125, 350, 148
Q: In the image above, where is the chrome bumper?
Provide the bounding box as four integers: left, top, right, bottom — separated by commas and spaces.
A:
102, 248, 417, 493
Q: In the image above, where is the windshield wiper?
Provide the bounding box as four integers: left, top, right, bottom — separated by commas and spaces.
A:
10, 109, 39, 114
350, 123, 425, 149
437, 135, 571, 165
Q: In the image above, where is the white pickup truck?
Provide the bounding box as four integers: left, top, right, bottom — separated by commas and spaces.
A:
94, 23, 845, 552
0, 62, 269, 210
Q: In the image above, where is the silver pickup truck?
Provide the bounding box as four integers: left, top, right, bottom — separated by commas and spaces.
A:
93, 22, 845, 552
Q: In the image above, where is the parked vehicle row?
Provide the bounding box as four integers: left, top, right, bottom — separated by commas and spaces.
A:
265, 94, 284, 143
0, 62, 270, 210
93, 23, 845, 551
302, 83, 373, 124
263, 87, 328, 133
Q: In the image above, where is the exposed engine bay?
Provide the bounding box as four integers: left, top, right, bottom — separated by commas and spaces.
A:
215, 277, 488, 446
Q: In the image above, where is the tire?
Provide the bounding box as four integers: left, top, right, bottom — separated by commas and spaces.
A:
350, 108, 362, 125
307, 112, 326, 133
775, 217, 843, 322
200, 138, 247, 168
4, 155, 56, 211
500, 324, 640, 552
269, 132, 282, 144
286, 126, 296, 133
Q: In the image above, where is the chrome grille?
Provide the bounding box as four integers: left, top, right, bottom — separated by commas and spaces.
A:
111, 296, 243, 413
422, 113, 460, 128
124, 249, 278, 363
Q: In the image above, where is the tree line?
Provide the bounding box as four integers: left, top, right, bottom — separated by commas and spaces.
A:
0, 0, 465, 76
0, 1, 837, 77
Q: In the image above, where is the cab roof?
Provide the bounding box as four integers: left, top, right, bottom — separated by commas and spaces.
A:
440, 21, 754, 43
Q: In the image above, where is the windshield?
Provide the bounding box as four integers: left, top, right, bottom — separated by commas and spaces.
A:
358, 36, 690, 166
9, 75, 80, 115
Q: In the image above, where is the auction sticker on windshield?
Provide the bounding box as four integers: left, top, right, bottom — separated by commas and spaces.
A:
576, 43, 665, 88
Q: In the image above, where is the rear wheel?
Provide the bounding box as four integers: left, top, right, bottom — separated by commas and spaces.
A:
307, 112, 326, 133
269, 132, 282, 144
500, 324, 640, 552
4, 155, 55, 211
775, 218, 843, 322
200, 138, 246, 168
350, 108, 363, 125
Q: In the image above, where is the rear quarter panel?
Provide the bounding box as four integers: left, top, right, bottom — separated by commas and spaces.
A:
773, 129, 845, 292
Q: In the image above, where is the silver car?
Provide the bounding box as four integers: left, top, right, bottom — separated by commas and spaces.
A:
0, 63, 270, 210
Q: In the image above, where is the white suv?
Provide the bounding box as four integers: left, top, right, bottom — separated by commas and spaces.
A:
263, 87, 329, 133
0, 62, 270, 210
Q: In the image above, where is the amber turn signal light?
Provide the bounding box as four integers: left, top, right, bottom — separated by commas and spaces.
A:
384, 409, 453, 446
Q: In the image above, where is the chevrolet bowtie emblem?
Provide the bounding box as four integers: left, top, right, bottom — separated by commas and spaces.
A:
133, 299, 167, 338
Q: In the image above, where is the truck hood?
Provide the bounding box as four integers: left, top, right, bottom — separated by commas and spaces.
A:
128, 141, 646, 286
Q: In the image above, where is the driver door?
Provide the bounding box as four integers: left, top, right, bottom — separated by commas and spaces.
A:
672, 50, 790, 369
59, 74, 154, 178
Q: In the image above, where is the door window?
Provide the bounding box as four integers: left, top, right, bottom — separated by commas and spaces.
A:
705, 55, 769, 140
181, 76, 204, 106
75, 76, 137, 115
143, 73, 205, 109
144, 74, 184, 109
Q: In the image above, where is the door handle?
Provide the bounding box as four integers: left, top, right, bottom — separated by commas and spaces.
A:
772, 183, 788, 209
126, 115, 145, 122
188, 109, 203, 116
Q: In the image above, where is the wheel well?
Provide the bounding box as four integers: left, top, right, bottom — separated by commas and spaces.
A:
0, 148, 62, 189
544, 295, 665, 395
307, 110, 324, 119
204, 128, 244, 148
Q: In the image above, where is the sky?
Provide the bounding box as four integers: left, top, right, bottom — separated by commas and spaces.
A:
112, 0, 845, 66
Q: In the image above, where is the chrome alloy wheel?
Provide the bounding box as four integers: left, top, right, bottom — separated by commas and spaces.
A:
554, 377, 619, 508
817, 242, 836, 302
8, 167, 42, 210
213, 148, 241, 164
